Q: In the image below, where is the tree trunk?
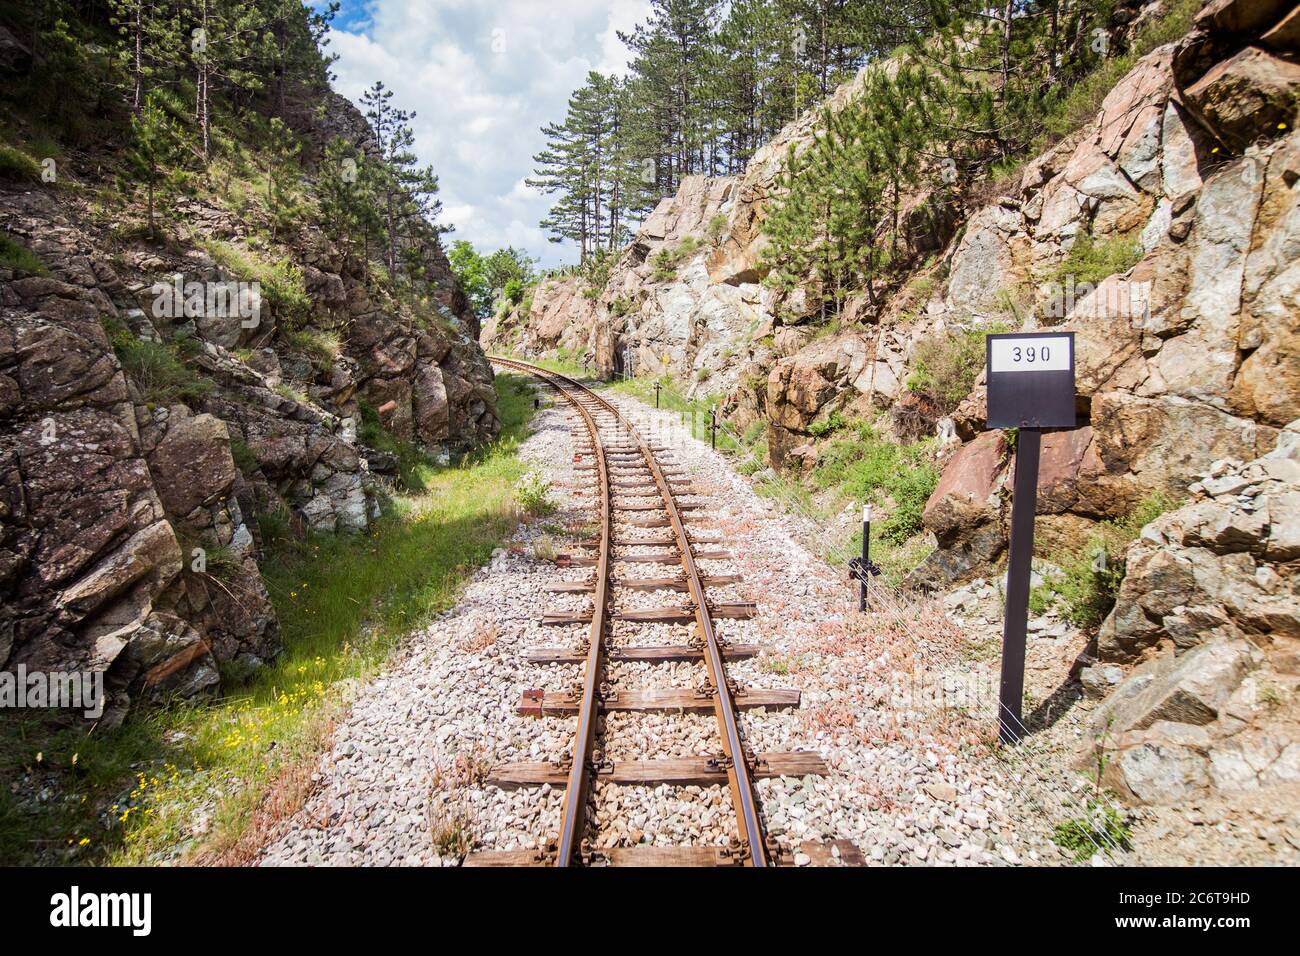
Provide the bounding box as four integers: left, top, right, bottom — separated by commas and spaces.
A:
132, 2, 142, 112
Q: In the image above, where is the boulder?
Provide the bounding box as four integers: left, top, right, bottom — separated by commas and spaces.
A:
913, 431, 1009, 586
1094, 639, 1257, 735
1183, 46, 1300, 150
1107, 721, 1213, 803
147, 411, 236, 517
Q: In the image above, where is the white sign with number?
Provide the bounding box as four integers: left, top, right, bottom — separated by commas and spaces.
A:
989, 335, 1071, 373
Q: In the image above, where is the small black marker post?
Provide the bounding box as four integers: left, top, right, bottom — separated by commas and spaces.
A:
710, 408, 717, 449
859, 504, 870, 611
655, 381, 661, 408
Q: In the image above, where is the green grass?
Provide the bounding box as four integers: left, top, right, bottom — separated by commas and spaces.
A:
1048, 233, 1145, 288
0, 231, 49, 275
104, 320, 213, 406
284, 328, 341, 364
204, 240, 312, 330
0, 143, 42, 182
813, 420, 938, 543
1031, 492, 1179, 630
0, 374, 537, 865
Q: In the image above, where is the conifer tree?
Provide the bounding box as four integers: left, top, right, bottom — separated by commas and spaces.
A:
127, 93, 186, 235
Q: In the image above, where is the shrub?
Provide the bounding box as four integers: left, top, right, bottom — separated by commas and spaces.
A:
906, 322, 1010, 414
1036, 493, 1179, 629
1053, 800, 1133, 862
1048, 233, 1144, 288
652, 237, 702, 282
813, 420, 937, 543
0, 232, 48, 275
106, 322, 213, 406
514, 471, 555, 516
706, 213, 728, 245
809, 410, 848, 438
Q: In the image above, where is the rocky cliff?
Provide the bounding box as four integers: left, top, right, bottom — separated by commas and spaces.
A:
484, 0, 1299, 804
1, 91, 498, 723
486, 0, 1297, 579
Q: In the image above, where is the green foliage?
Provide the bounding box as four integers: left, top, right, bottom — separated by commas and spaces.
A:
105, 321, 212, 406
514, 471, 556, 516
907, 323, 1010, 414
813, 420, 937, 542
0, 143, 42, 182
205, 241, 311, 329
1033, 0, 1201, 148
1053, 800, 1133, 862
0, 232, 48, 275
357, 398, 433, 493
448, 240, 537, 316
229, 436, 259, 474
261, 116, 303, 239
652, 236, 703, 281
1034, 493, 1179, 630
284, 328, 341, 363
126, 93, 188, 235
808, 410, 848, 438
706, 212, 728, 245
1048, 233, 1145, 287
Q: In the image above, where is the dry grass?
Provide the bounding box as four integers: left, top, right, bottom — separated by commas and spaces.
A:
427, 745, 491, 860
188, 709, 338, 866
459, 623, 500, 653
431, 746, 493, 790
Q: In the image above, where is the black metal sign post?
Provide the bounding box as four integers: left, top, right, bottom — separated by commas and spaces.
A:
985, 331, 1076, 744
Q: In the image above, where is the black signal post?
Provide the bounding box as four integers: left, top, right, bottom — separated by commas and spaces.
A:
985, 331, 1076, 744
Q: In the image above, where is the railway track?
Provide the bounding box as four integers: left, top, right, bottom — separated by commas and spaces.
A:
467, 357, 859, 867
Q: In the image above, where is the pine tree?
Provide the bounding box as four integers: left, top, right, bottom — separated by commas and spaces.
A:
264, 115, 301, 239
107, 0, 182, 114
189, 0, 268, 163
127, 93, 186, 235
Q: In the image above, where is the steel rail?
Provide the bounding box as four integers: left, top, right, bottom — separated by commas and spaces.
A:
491, 356, 770, 866
493, 358, 612, 866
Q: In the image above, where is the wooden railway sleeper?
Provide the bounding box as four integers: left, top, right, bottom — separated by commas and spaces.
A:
588, 749, 614, 776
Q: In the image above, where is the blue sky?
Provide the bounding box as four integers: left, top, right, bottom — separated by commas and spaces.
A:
317, 0, 651, 267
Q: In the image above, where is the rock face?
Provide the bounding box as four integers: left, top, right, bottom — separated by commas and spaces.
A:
915, 1, 1300, 585
1077, 423, 1300, 804
0, 95, 498, 721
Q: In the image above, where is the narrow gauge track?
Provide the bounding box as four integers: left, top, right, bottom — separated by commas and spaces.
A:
468, 357, 855, 867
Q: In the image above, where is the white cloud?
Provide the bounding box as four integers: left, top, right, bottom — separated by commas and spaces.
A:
329, 0, 652, 266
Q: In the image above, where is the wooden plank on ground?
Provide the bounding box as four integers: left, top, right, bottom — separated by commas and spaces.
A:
524, 641, 759, 664
517, 686, 800, 715
798, 839, 867, 867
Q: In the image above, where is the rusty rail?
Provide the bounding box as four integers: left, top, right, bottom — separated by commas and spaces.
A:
488, 357, 770, 866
